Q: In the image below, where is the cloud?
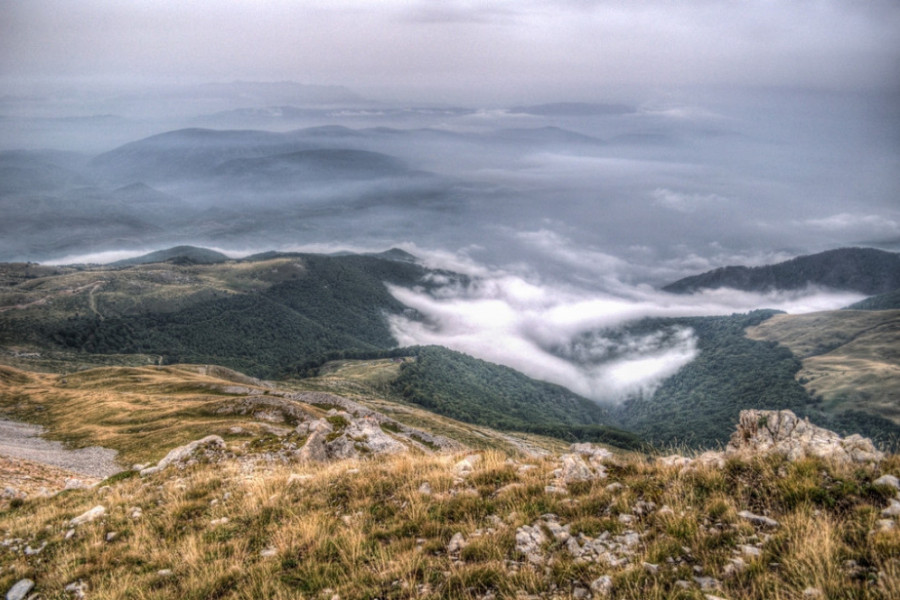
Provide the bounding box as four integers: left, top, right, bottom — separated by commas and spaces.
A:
386, 246, 865, 403
3, 0, 899, 101
652, 188, 728, 213
799, 213, 900, 236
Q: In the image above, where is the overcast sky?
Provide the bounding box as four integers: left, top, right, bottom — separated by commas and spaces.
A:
2, 0, 899, 102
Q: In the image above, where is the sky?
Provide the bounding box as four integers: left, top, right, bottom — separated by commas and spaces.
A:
2, 0, 899, 102
2, 1, 899, 402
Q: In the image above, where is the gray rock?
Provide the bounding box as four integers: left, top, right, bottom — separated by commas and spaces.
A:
140, 435, 226, 476
738, 510, 779, 528
727, 410, 883, 464
106, 531, 118, 542
590, 576, 613, 597
881, 499, 900, 517
69, 505, 106, 526
447, 532, 467, 556
874, 474, 900, 491
557, 453, 594, 483
693, 576, 722, 590
5, 579, 34, 600
515, 524, 547, 565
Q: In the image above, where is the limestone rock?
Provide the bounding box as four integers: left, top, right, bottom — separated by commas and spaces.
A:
875, 474, 900, 491
140, 435, 226, 476
515, 523, 548, 565
738, 510, 779, 528
298, 415, 407, 462
727, 410, 883, 464
447, 532, 467, 557
69, 505, 106, 527
590, 575, 613, 597
556, 453, 594, 483
5, 579, 34, 600
881, 499, 900, 517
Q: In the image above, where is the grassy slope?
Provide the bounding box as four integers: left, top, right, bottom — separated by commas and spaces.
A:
746, 309, 900, 426
0, 364, 287, 466
296, 358, 570, 455
1, 443, 898, 599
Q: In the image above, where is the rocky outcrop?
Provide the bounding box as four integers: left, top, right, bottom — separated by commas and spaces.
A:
139, 435, 227, 476
549, 443, 613, 489
297, 412, 407, 462
727, 410, 884, 464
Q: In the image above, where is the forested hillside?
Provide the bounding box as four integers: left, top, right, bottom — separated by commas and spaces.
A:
391, 346, 644, 449
613, 310, 900, 449
663, 248, 900, 295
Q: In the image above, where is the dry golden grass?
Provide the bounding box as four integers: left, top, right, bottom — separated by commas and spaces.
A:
0, 364, 311, 466
3, 446, 899, 599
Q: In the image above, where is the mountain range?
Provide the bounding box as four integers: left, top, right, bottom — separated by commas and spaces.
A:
2, 246, 898, 450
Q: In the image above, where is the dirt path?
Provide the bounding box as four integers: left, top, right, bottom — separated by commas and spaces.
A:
0, 419, 120, 478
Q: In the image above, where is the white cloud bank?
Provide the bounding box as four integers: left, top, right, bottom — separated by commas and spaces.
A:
388, 247, 866, 404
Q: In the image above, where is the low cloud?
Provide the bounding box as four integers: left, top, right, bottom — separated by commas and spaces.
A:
652, 188, 728, 213
799, 213, 900, 237
387, 247, 864, 404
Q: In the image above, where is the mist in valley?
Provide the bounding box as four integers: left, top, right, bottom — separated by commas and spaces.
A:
2, 0, 899, 401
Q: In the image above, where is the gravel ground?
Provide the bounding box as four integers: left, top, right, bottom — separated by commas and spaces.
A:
0, 419, 120, 478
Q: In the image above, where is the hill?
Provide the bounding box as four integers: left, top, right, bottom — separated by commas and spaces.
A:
847, 289, 900, 310
389, 346, 643, 449
662, 247, 900, 295
746, 309, 900, 427
0, 252, 635, 448
611, 310, 900, 449
109, 246, 230, 267
0, 253, 436, 378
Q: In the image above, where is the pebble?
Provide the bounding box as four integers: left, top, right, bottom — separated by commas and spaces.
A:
106, 531, 118, 542
64, 580, 88, 599
693, 576, 722, 590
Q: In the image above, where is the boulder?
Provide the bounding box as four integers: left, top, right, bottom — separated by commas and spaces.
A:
140, 435, 226, 476
5, 579, 34, 600
726, 410, 883, 464
69, 505, 106, 527
298, 415, 407, 462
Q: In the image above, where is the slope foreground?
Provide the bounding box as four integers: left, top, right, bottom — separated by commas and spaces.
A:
2, 406, 900, 600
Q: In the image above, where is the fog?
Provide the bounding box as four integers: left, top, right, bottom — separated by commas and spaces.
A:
2, 1, 898, 399
385, 249, 865, 402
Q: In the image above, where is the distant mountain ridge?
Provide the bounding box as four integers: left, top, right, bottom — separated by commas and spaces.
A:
662, 248, 900, 295
109, 246, 230, 267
